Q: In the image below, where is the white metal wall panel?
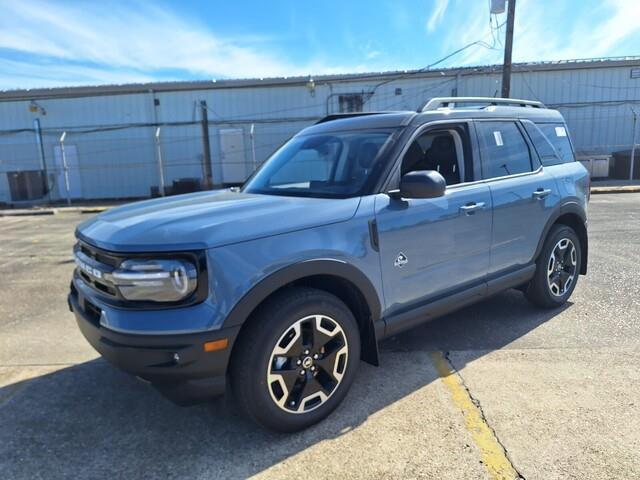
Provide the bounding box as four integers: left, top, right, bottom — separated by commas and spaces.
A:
1, 61, 639, 202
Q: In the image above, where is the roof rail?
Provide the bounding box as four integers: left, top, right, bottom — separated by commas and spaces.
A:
314, 112, 391, 125
419, 96, 545, 112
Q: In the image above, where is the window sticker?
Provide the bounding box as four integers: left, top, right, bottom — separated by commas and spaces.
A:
493, 131, 504, 146
555, 126, 567, 137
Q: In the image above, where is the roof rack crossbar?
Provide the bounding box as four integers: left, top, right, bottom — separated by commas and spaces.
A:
419, 96, 545, 112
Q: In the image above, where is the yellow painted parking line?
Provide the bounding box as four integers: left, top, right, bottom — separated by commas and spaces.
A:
430, 351, 520, 480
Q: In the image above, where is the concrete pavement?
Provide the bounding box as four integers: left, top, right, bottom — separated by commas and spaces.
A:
1, 194, 639, 479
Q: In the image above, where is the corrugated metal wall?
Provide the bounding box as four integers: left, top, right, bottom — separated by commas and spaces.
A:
1, 61, 639, 203
458, 66, 640, 155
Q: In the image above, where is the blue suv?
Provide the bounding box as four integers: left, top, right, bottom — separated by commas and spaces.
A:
69, 97, 589, 432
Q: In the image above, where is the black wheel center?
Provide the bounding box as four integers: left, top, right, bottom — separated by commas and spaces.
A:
302, 356, 313, 369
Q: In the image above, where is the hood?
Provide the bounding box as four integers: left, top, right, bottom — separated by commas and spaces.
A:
77, 190, 361, 252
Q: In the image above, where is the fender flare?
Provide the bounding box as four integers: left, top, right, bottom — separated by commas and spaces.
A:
224, 257, 382, 327
534, 202, 588, 274
223, 259, 383, 366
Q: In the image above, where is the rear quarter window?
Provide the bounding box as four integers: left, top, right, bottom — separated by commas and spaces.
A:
536, 123, 575, 165
521, 121, 561, 166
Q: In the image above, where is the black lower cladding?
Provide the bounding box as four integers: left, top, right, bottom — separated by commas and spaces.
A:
69, 289, 240, 405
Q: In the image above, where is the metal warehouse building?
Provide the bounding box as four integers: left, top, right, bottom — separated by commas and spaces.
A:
0, 56, 639, 205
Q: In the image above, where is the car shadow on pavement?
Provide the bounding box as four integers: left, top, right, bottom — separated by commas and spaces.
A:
0, 289, 570, 479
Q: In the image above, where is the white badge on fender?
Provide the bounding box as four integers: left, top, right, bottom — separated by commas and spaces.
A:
394, 252, 408, 268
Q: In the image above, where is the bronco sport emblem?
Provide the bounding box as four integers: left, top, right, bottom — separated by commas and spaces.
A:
394, 252, 408, 268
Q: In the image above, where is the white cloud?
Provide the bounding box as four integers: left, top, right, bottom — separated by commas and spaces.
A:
0, 0, 371, 88
0, 0, 638, 90
0, 59, 157, 90
426, 0, 450, 32
437, 0, 502, 66
439, 0, 640, 67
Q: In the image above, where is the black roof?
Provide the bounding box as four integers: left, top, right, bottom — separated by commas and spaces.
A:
302, 112, 417, 134
302, 105, 564, 134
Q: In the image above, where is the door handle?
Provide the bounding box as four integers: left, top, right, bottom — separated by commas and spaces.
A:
459, 202, 486, 215
532, 188, 552, 199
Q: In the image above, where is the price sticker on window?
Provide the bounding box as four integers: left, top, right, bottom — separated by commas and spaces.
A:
493, 131, 504, 146
555, 126, 567, 137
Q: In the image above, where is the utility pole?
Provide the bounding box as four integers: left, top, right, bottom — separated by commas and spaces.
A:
501, 0, 516, 98
200, 100, 214, 189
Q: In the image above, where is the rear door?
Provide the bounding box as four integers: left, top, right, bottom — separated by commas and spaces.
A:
475, 120, 559, 275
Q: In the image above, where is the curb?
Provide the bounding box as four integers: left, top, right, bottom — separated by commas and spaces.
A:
0, 209, 56, 217
590, 187, 640, 194
0, 207, 109, 217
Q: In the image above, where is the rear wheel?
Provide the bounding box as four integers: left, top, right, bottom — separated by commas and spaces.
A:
525, 225, 581, 308
230, 287, 360, 432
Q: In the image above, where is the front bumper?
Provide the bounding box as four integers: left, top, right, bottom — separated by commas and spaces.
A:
68, 285, 240, 405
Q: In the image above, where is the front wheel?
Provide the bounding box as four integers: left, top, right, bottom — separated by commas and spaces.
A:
229, 287, 360, 432
525, 224, 581, 308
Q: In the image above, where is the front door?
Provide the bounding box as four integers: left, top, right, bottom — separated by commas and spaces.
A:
375, 125, 492, 319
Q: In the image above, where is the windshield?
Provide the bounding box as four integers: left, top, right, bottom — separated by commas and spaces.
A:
243, 130, 394, 198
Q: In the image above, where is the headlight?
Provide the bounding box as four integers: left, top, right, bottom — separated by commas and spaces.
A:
107, 259, 198, 302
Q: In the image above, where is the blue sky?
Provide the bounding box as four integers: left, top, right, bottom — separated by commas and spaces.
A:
0, 0, 639, 90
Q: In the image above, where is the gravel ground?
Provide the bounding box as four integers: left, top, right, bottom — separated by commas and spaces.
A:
0, 193, 638, 479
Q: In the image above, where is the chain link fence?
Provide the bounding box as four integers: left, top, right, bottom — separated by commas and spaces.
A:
1, 100, 638, 206
0, 120, 309, 205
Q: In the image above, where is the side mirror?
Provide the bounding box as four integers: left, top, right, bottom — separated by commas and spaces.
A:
397, 170, 446, 199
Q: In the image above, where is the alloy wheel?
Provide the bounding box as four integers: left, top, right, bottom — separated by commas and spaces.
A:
547, 238, 577, 297
267, 314, 349, 414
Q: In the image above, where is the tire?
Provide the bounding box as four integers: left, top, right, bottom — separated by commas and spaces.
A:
525, 224, 581, 308
229, 287, 361, 432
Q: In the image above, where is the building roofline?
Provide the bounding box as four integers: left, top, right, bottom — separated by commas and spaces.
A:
1, 55, 639, 102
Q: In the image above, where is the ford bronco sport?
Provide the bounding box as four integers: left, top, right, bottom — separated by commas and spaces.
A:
69, 97, 589, 432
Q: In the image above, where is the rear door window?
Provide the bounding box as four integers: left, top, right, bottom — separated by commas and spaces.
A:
536, 123, 575, 164
476, 121, 533, 179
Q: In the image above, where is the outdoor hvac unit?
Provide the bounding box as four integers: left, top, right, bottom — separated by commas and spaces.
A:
6, 170, 48, 201
577, 155, 611, 179
610, 150, 640, 180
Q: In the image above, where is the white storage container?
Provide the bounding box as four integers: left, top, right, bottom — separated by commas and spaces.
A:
577, 155, 611, 178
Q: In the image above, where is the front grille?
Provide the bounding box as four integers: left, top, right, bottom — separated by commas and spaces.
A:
72, 240, 208, 310
79, 242, 120, 267
74, 241, 119, 298
93, 280, 117, 296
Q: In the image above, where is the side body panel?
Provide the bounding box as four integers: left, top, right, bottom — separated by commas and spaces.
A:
209, 196, 384, 330
546, 162, 590, 215
374, 183, 493, 318
485, 168, 560, 274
